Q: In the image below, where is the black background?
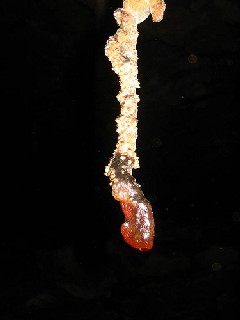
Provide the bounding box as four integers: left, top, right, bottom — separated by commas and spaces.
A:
1, 0, 240, 319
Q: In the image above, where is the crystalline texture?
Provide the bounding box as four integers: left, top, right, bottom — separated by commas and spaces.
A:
105, 1, 166, 250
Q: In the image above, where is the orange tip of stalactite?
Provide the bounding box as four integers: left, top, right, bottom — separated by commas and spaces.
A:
120, 200, 155, 251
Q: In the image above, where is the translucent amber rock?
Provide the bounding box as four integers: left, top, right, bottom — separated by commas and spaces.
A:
120, 200, 155, 251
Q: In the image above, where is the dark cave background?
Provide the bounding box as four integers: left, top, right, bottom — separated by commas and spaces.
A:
1, 0, 240, 319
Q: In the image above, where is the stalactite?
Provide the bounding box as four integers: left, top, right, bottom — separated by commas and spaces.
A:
105, 0, 166, 250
